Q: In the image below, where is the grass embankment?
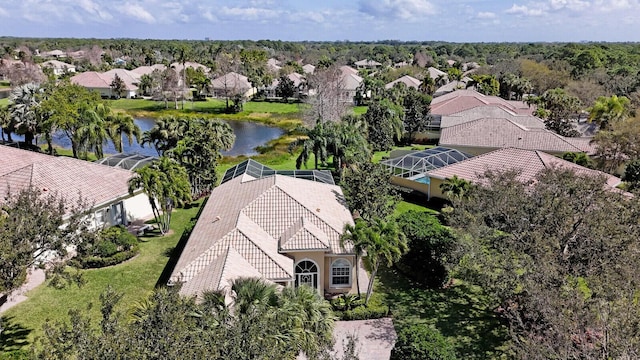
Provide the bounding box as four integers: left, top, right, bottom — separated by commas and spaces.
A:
0, 200, 204, 351
109, 98, 305, 130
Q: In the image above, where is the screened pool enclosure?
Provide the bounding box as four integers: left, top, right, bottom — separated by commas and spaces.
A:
381, 147, 472, 179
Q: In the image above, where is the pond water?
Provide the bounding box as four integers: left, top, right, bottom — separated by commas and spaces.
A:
8, 118, 284, 157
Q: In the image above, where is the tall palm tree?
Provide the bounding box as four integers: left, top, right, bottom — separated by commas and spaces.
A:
0, 106, 14, 142
9, 83, 42, 145
289, 120, 332, 169
342, 218, 407, 304
340, 219, 370, 298
105, 112, 141, 153
141, 116, 188, 156
75, 103, 109, 159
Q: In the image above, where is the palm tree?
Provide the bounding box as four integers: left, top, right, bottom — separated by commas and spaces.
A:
342, 218, 407, 304
0, 106, 14, 142
440, 175, 471, 200
75, 103, 109, 159
128, 156, 191, 234
340, 219, 370, 298
105, 112, 141, 153
588, 95, 630, 130
9, 83, 42, 145
289, 120, 332, 169
141, 116, 188, 156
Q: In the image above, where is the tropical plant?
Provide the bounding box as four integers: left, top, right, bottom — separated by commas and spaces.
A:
75, 103, 109, 159
289, 119, 332, 169
0, 105, 14, 142
439, 175, 472, 200
110, 73, 126, 99
340, 161, 400, 221
362, 98, 403, 151
588, 94, 630, 130
128, 156, 191, 234
8, 82, 42, 144
105, 112, 142, 153
390, 323, 456, 360
141, 115, 188, 155
342, 218, 407, 304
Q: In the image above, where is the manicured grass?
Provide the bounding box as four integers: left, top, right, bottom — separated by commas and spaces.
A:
0, 98, 8, 107
352, 106, 368, 115
1, 201, 204, 349
376, 268, 509, 359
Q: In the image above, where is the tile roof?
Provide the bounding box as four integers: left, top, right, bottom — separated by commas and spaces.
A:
441, 106, 545, 129
354, 59, 382, 66
41, 60, 75, 70
71, 69, 139, 91
302, 64, 315, 74
426, 147, 621, 188
439, 118, 594, 154
269, 72, 305, 89
130, 64, 167, 76
339, 65, 359, 77
210, 72, 252, 90
431, 89, 533, 116
427, 67, 447, 79
171, 169, 354, 297
341, 73, 363, 91
385, 75, 421, 89
0, 145, 135, 212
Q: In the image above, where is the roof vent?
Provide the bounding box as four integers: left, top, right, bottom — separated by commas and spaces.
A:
213, 216, 221, 222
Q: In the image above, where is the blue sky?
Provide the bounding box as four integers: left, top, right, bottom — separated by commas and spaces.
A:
1, 0, 639, 42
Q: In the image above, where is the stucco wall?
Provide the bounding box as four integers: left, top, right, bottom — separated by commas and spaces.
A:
123, 192, 154, 223
287, 252, 359, 296
324, 255, 357, 296
290, 251, 326, 294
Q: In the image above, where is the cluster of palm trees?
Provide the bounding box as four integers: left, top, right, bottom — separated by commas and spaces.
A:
0, 81, 141, 159
37, 278, 337, 359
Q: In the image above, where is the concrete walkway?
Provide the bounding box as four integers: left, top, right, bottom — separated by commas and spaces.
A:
0, 268, 46, 313
299, 318, 397, 360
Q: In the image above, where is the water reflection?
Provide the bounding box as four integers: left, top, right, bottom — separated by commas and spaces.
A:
8, 118, 284, 157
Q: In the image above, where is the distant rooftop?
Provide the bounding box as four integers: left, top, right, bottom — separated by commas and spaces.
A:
222, 159, 335, 185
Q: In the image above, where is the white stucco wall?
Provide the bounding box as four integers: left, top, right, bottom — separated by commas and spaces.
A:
123, 192, 154, 223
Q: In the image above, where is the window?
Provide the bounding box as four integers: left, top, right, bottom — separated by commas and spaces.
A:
330, 258, 351, 288
295, 260, 318, 289
94, 209, 106, 227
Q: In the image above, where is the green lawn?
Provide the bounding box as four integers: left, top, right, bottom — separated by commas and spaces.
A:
377, 268, 509, 359
0, 98, 8, 107
352, 106, 367, 115
1, 201, 204, 351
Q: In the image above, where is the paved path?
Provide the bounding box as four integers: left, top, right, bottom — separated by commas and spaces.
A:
0, 268, 46, 313
299, 318, 397, 360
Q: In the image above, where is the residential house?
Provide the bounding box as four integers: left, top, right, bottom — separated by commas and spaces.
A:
71, 69, 140, 98
340, 72, 363, 104
170, 61, 209, 74
438, 117, 595, 156
130, 64, 167, 76
169, 160, 366, 299
302, 64, 315, 74
431, 89, 533, 117
40, 50, 66, 59
0, 145, 154, 227
267, 58, 282, 72
210, 72, 254, 99
354, 59, 382, 70
385, 75, 421, 90
426, 66, 448, 82
424, 147, 621, 199
339, 65, 359, 77
264, 72, 306, 98
40, 60, 76, 76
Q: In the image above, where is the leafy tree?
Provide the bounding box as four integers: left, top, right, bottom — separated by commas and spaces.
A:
467, 74, 499, 96
340, 162, 400, 221
588, 94, 630, 130
0, 105, 14, 142
390, 323, 456, 360
128, 157, 191, 234
0, 187, 92, 295
166, 118, 235, 197
402, 90, 431, 143
623, 158, 640, 188
109, 73, 126, 99
342, 218, 407, 304
289, 120, 332, 169
591, 116, 640, 173
329, 118, 370, 173
531, 88, 581, 137
275, 74, 296, 101
363, 99, 403, 151
396, 210, 456, 288
447, 168, 640, 358
561, 152, 594, 168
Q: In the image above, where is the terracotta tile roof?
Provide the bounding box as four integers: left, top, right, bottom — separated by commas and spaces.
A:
269, 72, 305, 88
432, 89, 533, 115
302, 64, 315, 74
427, 66, 447, 79
340, 65, 359, 77
0, 145, 134, 211
355, 59, 382, 67
210, 72, 252, 90
439, 118, 594, 154
130, 64, 167, 76
71, 69, 139, 91
41, 60, 75, 70
171, 170, 354, 296
385, 75, 421, 89
441, 106, 545, 129
427, 147, 621, 188
341, 73, 363, 91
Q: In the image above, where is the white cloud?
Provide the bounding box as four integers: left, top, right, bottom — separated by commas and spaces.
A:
549, 0, 590, 11
218, 6, 280, 20
77, 0, 112, 21
119, 3, 156, 23
359, 0, 436, 21
476, 11, 497, 19
505, 4, 547, 16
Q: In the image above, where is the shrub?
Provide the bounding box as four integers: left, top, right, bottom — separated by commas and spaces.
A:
73, 226, 139, 269
396, 211, 457, 288
390, 323, 457, 360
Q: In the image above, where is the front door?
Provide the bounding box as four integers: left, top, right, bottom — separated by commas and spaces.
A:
295, 260, 318, 289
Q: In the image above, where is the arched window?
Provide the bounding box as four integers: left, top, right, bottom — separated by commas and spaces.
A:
330, 258, 351, 288
295, 260, 318, 289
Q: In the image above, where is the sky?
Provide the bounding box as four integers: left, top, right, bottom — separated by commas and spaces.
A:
1, 0, 640, 42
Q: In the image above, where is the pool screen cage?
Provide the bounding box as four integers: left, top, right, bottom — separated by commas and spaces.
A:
381, 147, 472, 178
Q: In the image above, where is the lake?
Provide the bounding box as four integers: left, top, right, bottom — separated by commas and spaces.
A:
9, 118, 285, 157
